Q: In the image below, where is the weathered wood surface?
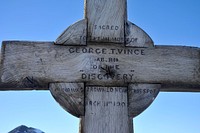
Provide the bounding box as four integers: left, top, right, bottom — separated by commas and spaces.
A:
128, 84, 160, 117
85, 0, 127, 44
0, 41, 199, 91
82, 86, 129, 133
125, 21, 154, 47
56, 19, 87, 45
56, 20, 154, 47
49, 83, 160, 118
49, 83, 84, 117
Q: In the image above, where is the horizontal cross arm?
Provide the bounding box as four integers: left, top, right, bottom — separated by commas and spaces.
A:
0, 41, 199, 92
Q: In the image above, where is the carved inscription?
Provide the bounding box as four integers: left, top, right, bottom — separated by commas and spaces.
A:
132, 88, 158, 94
85, 87, 128, 107
75, 47, 145, 82
68, 47, 145, 55
93, 25, 119, 30
63, 86, 84, 93
81, 73, 135, 81
86, 87, 127, 107
80, 24, 137, 43
86, 86, 127, 93
80, 35, 138, 44
42, 46, 146, 83
86, 0, 126, 43
84, 86, 129, 133
14, 42, 200, 89
86, 100, 126, 107
86, 23, 138, 44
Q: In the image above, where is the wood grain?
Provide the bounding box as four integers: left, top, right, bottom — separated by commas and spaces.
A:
125, 21, 154, 47
85, 0, 127, 44
49, 83, 84, 117
55, 20, 154, 48
128, 84, 160, 118
0, 41, 199, 92
83, 86, 129, 133
56, 19, 87, 45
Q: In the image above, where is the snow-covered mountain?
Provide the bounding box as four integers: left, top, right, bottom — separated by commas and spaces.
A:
8, 125, 45, 133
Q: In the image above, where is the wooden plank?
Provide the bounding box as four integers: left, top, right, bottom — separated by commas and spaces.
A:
0, 41, 199, 92
85, 0, 127, 44
83, 86, 129, 133
49, 83, 84, 117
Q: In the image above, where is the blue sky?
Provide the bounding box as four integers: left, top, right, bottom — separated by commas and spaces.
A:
0, 0, 200, 132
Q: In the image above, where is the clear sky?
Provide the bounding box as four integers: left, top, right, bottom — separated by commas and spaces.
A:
0, 0, 200, 133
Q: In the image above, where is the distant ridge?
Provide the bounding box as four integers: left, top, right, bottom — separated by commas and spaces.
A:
8, 125, 45, 133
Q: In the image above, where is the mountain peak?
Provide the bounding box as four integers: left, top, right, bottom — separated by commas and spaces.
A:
8, 125, 44, 133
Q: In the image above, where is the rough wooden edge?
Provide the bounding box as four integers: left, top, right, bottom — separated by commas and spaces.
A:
128, 84, 160, 118
49, 82, 85, 117
125, 21, 154, 48
0, 41, 54, 91
55, 19, 87, 45
1, 84, 200, 92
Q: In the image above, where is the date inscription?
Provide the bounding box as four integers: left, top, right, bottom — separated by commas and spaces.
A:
86, 87, 127, 108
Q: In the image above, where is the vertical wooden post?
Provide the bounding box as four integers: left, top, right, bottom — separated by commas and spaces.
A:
85, 0, 127, 44
82, 86, 130, 133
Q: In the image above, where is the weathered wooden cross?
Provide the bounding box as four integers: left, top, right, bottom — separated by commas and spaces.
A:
0, 0, 200, 133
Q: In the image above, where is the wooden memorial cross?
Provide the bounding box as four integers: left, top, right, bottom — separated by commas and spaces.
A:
0, 0, 200, 133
